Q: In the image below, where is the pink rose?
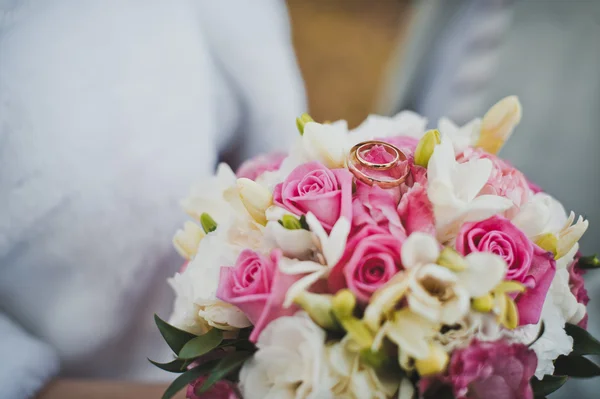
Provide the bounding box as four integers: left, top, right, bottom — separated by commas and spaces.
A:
328, 225, 403, 303
456, 216, 556, 325
187, 376, 238, 399
446, 340, 537, 399
273, 161, 353, 231
568, 254, 590, 329
236, 152, 286, 181
352, 181, 406, 238
460, 148, 531, 217
217, 250, 299, 342
380, 135, 419, 155
397, 183, 435, 236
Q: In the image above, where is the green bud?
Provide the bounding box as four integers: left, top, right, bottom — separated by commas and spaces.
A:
360, 348, 388, 370
437, 247, 468, 272
579, 254, 600, 270
296, 113, 314, 135
279, 215, 302, 230
414, 129, 441, 167
200, 212, 217, 233
294, 292, 340, 330
332, 289, 356, 320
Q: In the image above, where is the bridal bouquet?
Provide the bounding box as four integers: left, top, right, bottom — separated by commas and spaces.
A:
151, 96, 600, 399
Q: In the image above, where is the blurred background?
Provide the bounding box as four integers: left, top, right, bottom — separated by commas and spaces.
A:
1, 1, 599, 398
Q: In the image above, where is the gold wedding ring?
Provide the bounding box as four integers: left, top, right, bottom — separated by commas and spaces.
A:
347, 141, 410, 188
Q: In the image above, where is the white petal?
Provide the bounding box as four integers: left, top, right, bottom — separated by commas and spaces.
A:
386, 310, 436, 359
303, 122, 348, 168
278, 258, 324, 275
440, 289, 471, 325
398, 378, 416, 399
453, 158, 492, 202
283, 269, 327, 308
462, 194, 513, 223
325, 217, 351, 266
401, 233, 440, 269
460, 253, 507, 297
512, 196, 552, 238
427, 135, 456, 183
265, 222, 315, 259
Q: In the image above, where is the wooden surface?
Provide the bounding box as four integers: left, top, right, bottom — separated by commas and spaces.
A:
287, 0, 412, 127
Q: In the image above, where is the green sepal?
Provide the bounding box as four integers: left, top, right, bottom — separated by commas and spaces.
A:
178, 328, 223, 360
161, 359, 219, 399
154, 314, 197, 354
579, 254, 600, 269
531, 375, 568, 397
279, 214, 303, 230
198, 351, 253, 394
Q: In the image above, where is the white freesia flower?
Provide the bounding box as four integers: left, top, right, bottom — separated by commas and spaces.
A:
348, 111, 427, 145
438, 117, 482, 154
239, 312, 335, 399
180, 163, 246, 223
279, 212, 351, 307
172, 221, 205, 260
512, 193, 588, 260
301, 120, 349, 169
434, 313, 503, 352
326, 337, 399, 399
168, 215, 266, 333
427, 135, 513, 242
402, 232, 507, 324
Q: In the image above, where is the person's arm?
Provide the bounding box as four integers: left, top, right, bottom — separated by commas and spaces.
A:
196, 0, 307, 159
36, 380, 186, 399
0, 314, 60, 399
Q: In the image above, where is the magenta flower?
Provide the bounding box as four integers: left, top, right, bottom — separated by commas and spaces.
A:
328, 225, 403, 303
187, 376, 238, 399
568, 254, 590, 328
456, 216, 556, 325
273, 161, 353, 231
447, 340, 537, 399
236, 152, 286, 181
217, 249, 300, 342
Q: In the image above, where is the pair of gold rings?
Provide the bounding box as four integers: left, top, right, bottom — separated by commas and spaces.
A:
347, 140, 410, 188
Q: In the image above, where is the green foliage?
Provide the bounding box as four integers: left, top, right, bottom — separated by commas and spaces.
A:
531, 375, 568, 397
197, 351, 253, 394
565, 323, 600, 356
200, 212, 217, 233
178, 328, 224, 360
148, 358, 187, 373
154, 314, 197, 354
554, 355, 600, 378
161, 359, 219, 399
578, 254, 600, 269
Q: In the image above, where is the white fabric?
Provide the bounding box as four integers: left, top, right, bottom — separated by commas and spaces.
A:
0, 1, 305, 397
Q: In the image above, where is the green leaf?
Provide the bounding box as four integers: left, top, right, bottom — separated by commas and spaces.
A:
161, 360, 219, 399
531, 375, 568, 396
154, 314, 197, 354
299, 215, 310, 230
178, 328, 223, 360
528, 322, 546, 347
554, 355, 600, 378
198, 351, 252, 394
565, 323, 600, 356
579, 254, 600, 269
148, 358, 187, 373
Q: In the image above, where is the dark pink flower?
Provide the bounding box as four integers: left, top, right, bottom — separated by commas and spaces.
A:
568, 254, 590, 329
352, 181, 406, 238
187, 376, 238, 399
397, 183, 435, 236
328, 225, 403, 303
217, 250, 299, 342
447, 340, 537, 399
456, 216, 556, 325
273, 161, 353, 231
236, 152, 286, 181
380, 135, 419, 155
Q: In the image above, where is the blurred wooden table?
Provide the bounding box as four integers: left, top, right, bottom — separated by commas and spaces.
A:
287, 0, 412, 127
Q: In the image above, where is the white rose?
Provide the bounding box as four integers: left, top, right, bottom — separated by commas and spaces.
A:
239, 312, 335, 399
